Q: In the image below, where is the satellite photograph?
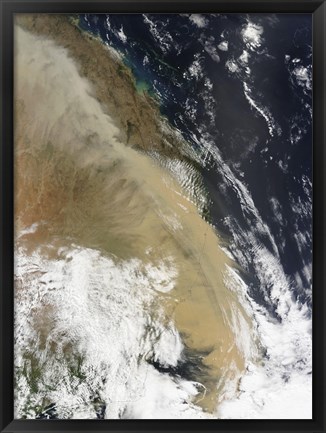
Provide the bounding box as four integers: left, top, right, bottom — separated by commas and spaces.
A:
14, 13, 312, 419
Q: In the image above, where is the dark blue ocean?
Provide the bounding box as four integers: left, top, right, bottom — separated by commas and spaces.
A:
78, 13, 312, 316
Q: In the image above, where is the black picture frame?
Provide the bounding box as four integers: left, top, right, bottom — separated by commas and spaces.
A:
1, 0, 325, 432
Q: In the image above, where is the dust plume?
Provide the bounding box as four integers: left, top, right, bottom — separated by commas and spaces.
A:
14, 25, 258, 416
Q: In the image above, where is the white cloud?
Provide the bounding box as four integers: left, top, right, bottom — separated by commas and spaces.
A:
241, 22, 264, 51
117, 26, 127, 44
218, 265, 312, 419
239, 50, 250, 65
218, 40, 229, 51
243, 82, 281, 137
226, 59, 240, 73
189, 14, 208, 28
199, 34, 220, 63
293, 66, 312, 90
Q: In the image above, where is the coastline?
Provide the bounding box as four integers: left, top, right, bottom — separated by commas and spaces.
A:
13, 17, 258, 418
15, 14, 192, 161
